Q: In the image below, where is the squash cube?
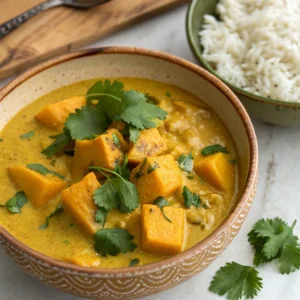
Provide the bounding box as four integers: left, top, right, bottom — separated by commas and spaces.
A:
7, 165, 66, 208
194, 153, 235, 191
128, 128, 166, 164
72, 129, 128, 179
35, 96, 86, 130
130, 155, 182, 204
61, 172, 100, 236
141, 204, 185, 255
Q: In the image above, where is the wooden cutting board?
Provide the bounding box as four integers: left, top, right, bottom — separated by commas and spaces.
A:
0, 0, 189, 80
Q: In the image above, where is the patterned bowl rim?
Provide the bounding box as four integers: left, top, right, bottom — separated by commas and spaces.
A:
0, 46, 258, 277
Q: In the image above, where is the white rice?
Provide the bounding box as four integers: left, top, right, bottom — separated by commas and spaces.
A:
199, 0, 300, 102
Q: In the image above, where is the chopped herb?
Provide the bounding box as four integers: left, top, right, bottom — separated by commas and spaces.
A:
248, 218, 300, 274
0, 138, 3, 142
228, 159, 237, 165
200, 179, 205, 184
153, 196, 172, 223
91, 166, 139, 213
201, 144, 229, 156
114, 155, 130, 180
94, 228, 136, 256
166, 92, 171, 97
150, 208, 153, 212
63, 240, 70, 245
112, 133, 121, 148
0, 204, 5, 207
64, 149, 75, 156
5, 191, 28, 214
178, 152, 194, 173
39, 205, 64, 229
95, 208, 108, 228
27, 163, 65, 180
134, 158, 147, 179
20, 130, 35, 139
50, 160, 56, 166
182, 186, 201, 208
187, 174, 194, 180
70, 223, 74, 227
129, 258, 140, 267
147, 162, 159, 174
209, 262, 263, 300
129, 125, 141, 143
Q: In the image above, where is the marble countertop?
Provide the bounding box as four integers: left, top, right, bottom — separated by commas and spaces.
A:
0, 3, 299, 300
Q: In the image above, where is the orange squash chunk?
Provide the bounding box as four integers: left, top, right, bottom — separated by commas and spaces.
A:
130, 155, 182, 204
72, 129, 128, 179
128, 128, 166, 164
194, 153, 234, 191
141, 204, 185, 255
61, 172, 100, 236
35, 96, 86, 129
7, 165, 66, 208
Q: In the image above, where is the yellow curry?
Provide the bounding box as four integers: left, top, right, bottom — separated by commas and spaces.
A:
0, 78, 239, 268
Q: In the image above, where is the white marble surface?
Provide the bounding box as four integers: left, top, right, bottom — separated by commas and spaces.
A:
0, 3, 299, 300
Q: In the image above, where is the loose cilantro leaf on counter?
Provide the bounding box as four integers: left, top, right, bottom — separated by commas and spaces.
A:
153, 196, 172, 223
27, 163, 65, 180
182, 186, 201, 209
209, 262, 263, 300
20, 130, 35, 139
201, 144, 229, 156
6, 191, 28, 214
66, 106, 109, 140
147, 162, 159, 174
178, 152, 194, 173
129, 125, 141, 143
114, 155, 130, 180
129, 258, 140, 267
112, 133, 121, 148
248, 218, 300, 274
42, 129, 72, 158
39, 205, 64, 229
91, 166, 139, 213
95, 208, 108, 228
94, 228, 136, 256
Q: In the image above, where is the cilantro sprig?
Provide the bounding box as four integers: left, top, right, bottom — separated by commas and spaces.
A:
178, 152, 194, 173
201, 144, 229, 156
5, 191, 28, 214
182, 186, 202, 208
39, 205, 64, 229
153, 196, 172, 223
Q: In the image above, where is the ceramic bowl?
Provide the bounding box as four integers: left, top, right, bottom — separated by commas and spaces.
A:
186, 0, 300, 126
0, 47, 258, 299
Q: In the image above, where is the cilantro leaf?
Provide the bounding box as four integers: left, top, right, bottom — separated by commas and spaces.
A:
134, 158, 147, 180
129, 258, 140, 267
6, 191, 28, 214
91, 166, 139, 213
147, 161, 159, 174
178, 152, 193, 173
0, 138, 3, 142
201, 144, 229, 156
66, 106, 109, 140
42, 129, 71, 158
279, 243, 300, 274
20, 130, 35, 139
166, 92, 171, 97
114, 155, 130, 180
182, 186, 201, 208
119, 90, 167, 130
153, 196, 172, 223
27, 163, 65, 180
209, 262, 263, 300
95, 208, 108, 228
39, 205, 63, 229
94, 228, 136, 256
129, 125, 141, 143
112, 133, 120, 148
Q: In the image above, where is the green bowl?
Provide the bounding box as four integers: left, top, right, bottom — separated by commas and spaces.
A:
186, 0, 300, 126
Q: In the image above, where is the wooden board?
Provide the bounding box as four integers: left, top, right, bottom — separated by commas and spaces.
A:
0, 0, 189, 80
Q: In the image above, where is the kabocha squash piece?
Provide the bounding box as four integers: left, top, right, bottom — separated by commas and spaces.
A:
194, 153, 234, 191
72, 129, 128, 179
93, 129, 129, 170
72, 139, 95, 179
130, 155, 182, 204
35, 96, 86, 130
141, 204, 185, 255
7, 166, 66, 208
61, 172, 100, 236
128, 128, 166, 164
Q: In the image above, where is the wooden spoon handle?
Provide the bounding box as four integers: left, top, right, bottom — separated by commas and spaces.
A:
0, 0, 63, 39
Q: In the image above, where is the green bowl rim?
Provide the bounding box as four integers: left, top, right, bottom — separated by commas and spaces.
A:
186, 0, 300, 108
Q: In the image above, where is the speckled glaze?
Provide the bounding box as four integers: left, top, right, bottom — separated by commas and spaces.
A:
186, 0, 300, 126
0, 47, 258, 299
